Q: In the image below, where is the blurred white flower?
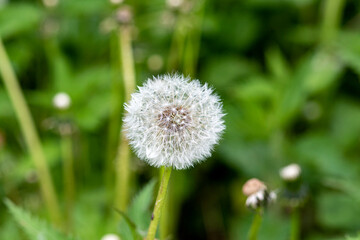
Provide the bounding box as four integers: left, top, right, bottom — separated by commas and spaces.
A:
246, 190, 264, 209
245, 189, 277, 209
101, 234, 120, 240
166, 0, 183, 8
53, 92, 71, 110
280, 163, 301, 181
109, 0, 123, 5
123, 74, 225, 169
42, 0, 58, 8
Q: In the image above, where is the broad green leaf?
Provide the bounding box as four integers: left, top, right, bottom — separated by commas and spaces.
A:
235, 76, 275, 101
337, 31, 360, 75
265, 47, 291, 81
317, 193, 360, 229
347, 234, 360, 240
295, 133, 357, 179
303, 51, 343, 94
330, 99, 360, 150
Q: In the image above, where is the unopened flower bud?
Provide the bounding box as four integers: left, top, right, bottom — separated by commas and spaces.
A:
280, 163, 301, 181
242, 178, 267, 196
243, 178, 276, 209
116, 6, 132, 25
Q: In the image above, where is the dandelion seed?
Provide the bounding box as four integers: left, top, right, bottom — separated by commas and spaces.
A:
123, 74, 225, 169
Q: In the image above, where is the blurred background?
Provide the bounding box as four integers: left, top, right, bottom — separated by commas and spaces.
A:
1, 0, 360, 239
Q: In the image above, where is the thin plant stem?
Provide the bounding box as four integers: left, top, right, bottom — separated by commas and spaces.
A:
248, 209, 263, 240
183, 0, 205, 76
119, 26, 136, 101
320, 0, 346, 44
290, 208, 300, 240
114, 25, 136, 211
115, 134, 131, 211
105, 31, 122, 198
61, 132, 75, 229
146, 167, 172, 240
167, 16, 186, 72
0, 38, 62, 226
159, 167, 169, 240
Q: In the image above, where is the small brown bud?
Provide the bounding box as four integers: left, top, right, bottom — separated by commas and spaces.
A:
116, 6, 133, 25
242, 178, 267, 196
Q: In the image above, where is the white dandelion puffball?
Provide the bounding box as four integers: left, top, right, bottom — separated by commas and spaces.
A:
123, 74, 225, 170
280, 163, 301, 181
53, 92, 71, 110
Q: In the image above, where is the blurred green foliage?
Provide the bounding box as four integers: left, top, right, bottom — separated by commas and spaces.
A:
1, 0, 360, 239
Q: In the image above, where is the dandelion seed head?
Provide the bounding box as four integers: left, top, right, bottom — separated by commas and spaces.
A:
123, 74, 225, 169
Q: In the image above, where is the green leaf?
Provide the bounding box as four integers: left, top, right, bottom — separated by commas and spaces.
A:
118, 179, 157, 239
4, 199, 77, 240
337, 31, 360, 75
317, 193, 360, 229
128, 179, 157, 233
0, 4, 43, 39
115, 209, 141, 240
347, 233, 360, 240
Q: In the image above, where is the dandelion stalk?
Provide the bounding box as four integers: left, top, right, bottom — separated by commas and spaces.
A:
290, 208, 300, 240
0, 38, 62, 226
320, 0, 346, 44
248, 209, 263, 240
146, 167, 172, 240
61, 133, 75, 228
105, 31, 122, 199
114, 23, 136, 211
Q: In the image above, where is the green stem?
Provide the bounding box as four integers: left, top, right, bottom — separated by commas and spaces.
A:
105, 31, 122, 199
119, 26, 136, 101
183, 0, 205, 76
0, 38, 62, 226
320, 0, 346, 44
159, 168, 169, 240
115, 134, 131, 211
290, 208, 300, 240
167, 16, 186, 72
146, 167, 172, 240
248, 209, 263, 240
61, 133, 75, 229
114, 25, 136, 211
